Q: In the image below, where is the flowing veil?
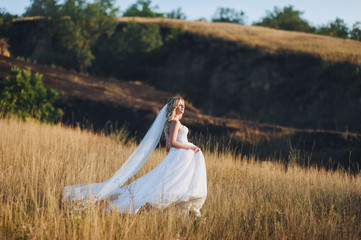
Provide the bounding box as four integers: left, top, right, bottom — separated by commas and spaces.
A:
63, 104, 168, 203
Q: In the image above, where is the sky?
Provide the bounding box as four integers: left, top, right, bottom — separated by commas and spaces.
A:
1, 0, 360, 27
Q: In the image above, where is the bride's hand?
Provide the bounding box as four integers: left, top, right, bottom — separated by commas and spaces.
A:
191, 146, 200, 152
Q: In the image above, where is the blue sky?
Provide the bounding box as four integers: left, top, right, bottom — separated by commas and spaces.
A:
1, 0, 360, 27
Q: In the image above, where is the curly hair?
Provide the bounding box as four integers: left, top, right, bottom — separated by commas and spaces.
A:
163, 96, 184, 140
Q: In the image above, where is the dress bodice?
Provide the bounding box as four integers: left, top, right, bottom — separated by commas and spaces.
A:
176, 125, 189, 144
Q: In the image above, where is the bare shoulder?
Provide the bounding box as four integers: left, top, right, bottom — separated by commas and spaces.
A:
169, 120, 182, 133
170, 119, 180, 127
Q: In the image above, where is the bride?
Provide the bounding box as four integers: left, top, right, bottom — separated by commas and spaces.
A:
63, 97, 207, 216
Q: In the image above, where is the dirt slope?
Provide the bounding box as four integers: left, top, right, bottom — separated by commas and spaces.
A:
0, 55, 360, 170
0, 55, 285, 134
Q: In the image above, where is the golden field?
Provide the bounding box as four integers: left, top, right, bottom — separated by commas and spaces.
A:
0, 118, 361, 239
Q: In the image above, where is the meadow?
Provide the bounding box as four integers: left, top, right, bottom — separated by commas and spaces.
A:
1, 118, 361, 239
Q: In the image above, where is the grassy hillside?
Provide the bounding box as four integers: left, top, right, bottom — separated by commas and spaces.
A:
118, 17, 361, 65
8, 17, 361, 133
111, 18, 361, 134
1, 118, 361, 239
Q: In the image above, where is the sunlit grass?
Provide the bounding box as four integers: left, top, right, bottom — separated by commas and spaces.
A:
0, 118, 360, 239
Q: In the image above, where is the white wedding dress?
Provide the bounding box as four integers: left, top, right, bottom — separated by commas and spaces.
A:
63, 105, 207, 216
107, 126, 207, 216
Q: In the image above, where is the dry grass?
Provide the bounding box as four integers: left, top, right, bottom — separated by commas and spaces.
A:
0, 38, 10, 57
1, 118, 361, 239
118, 17, 361, 65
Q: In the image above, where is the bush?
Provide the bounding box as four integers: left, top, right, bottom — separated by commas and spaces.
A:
0, 9, 14, 38
122, 0, 163, 17
0, 66, 63, 123
211, 7, 246, 24
253, 5, 315, 33
316, 18, 349, 38
350, 22, 361, 41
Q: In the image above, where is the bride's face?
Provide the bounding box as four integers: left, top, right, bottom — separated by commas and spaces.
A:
175, 100, 185, 115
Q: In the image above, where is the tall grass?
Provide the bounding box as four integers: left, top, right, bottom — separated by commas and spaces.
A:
1, 118, 360, 239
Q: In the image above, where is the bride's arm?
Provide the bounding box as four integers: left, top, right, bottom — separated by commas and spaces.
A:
168, 120, 199, 152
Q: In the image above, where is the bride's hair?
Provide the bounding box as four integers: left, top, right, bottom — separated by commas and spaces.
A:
164, 96, 184, 140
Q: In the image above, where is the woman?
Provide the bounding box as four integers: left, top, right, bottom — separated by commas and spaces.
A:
64, 97, 207, 216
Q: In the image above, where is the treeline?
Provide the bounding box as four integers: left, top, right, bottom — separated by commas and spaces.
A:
211, 5, 360, 40
2, 0, 188, 75
20, 0, 361, 40
251, 6, 360, 40
7, 0, 119, 71
1, 0, 360, 72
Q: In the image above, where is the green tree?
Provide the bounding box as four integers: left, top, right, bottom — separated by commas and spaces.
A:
165, 7, 186, 20
91, 21, 163, 78
116, 21, 162, 54
317, 18, 349, 38
0, 9, 14, 38
254, 5, 315, 33
350, 21, 361, 41
0, 66, 63, 123
211, 7, 245, 24
24, 0, 59, 17
123, 0, 163, 17
20, 0, 118, 71
55, 0, 118, 71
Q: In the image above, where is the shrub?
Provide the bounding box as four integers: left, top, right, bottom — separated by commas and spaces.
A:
316, 18, 349, 38
211, 7, 246, 24
0, 66, 63, 123
253, 5, 315, 33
